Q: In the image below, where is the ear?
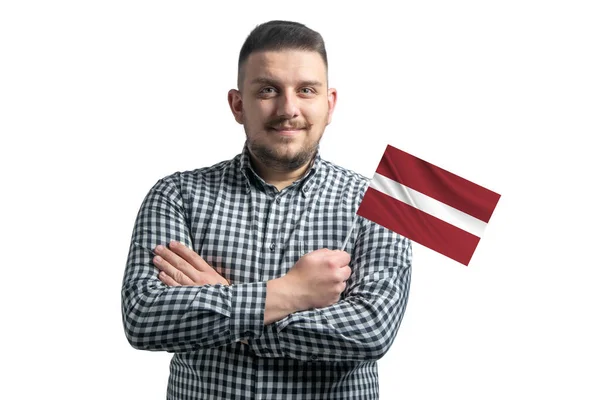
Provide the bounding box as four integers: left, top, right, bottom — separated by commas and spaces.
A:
326, 88, 338, 125
228, 89, 244, 125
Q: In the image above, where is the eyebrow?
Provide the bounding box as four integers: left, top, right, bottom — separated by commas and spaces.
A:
249, 77, 324, 87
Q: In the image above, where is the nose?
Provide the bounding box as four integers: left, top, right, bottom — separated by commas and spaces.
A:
276, 90, 300, 119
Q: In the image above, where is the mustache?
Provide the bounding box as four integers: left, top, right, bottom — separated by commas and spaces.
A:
267, 119, 308, 130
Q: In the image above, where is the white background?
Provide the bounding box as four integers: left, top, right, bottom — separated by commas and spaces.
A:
1, 1, 599, 399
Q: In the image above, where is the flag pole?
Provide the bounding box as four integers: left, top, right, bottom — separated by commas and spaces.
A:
340, 214, 360, 251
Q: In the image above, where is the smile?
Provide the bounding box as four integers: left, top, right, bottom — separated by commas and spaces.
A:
270, 128, 304, 135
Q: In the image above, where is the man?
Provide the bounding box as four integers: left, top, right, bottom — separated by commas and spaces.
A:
122, 20, 412, 399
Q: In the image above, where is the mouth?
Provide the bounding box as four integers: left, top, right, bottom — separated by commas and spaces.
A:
269, 127, 305, 136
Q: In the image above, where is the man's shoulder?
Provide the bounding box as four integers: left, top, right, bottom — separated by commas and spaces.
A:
318, 157, 371, 189
149, 154, 241, 194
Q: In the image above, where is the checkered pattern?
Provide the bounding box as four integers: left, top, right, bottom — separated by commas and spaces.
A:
122, 144, 412, 399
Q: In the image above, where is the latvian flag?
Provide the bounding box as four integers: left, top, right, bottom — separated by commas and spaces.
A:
357, 145, 501, 266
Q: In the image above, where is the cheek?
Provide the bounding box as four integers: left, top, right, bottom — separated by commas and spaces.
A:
249, 102, 277, 123
242, 106, 262, 124
306, 104, 330, 125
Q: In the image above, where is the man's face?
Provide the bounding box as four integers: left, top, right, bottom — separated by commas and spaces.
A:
229, 50, 337, 172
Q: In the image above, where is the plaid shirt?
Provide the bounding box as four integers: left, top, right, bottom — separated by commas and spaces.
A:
122, 144, 412, 399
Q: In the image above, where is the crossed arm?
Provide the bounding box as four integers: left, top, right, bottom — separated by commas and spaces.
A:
121, 178, 412, 362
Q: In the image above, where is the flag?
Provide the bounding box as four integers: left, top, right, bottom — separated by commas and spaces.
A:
356, 145, 501, 266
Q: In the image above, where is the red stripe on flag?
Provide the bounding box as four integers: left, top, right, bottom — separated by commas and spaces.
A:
357, 187, 480, 266
376, 145, 501, 223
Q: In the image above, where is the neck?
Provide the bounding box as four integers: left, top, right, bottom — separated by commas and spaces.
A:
250, 156, 314, 191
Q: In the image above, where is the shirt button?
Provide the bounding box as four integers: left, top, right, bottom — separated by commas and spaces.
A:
310, 354, 320, 361
275, 197, 281, 204
269, 242, 276, 252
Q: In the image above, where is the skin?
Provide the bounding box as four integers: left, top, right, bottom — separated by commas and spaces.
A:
153, 49, 351, 327
228, 50, 337, 190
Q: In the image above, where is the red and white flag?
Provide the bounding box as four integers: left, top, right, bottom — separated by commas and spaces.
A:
357, 145, 501, 266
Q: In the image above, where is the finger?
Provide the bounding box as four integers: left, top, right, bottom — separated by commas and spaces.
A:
154, 245, 200, 280
339, 265, 352, 281
158, 271, 181, 287
153, 255, 195, 285
326, 250, 351, 267
168, 241, 211, 272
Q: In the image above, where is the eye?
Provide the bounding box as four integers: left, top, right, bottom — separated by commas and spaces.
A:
299, 87, 315, 95
259, 87, 277, 95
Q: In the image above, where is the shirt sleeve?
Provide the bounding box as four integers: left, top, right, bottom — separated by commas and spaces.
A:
247, 217, 412, 362
121, 176, 267, 353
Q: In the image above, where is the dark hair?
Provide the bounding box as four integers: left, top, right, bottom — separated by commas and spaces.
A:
237, 20, 328, 89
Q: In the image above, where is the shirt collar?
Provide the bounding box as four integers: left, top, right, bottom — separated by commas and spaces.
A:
239, 142, 322, 195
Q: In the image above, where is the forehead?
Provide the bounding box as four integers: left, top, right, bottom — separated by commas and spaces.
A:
243, 50, 327, 85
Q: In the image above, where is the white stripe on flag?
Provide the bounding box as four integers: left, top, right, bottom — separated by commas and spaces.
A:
370, 172, 488, 238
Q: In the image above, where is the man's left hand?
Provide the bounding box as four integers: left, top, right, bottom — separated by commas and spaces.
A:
153, 241, 229, 286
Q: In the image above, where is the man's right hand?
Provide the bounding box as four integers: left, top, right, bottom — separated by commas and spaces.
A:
264, 249, 352, 325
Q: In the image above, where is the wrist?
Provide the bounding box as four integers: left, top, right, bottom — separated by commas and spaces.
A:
264, 276, 299, 325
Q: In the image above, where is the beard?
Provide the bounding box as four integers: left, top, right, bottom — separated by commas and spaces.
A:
243, 114, 324, 172
246, 133, 320, 172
